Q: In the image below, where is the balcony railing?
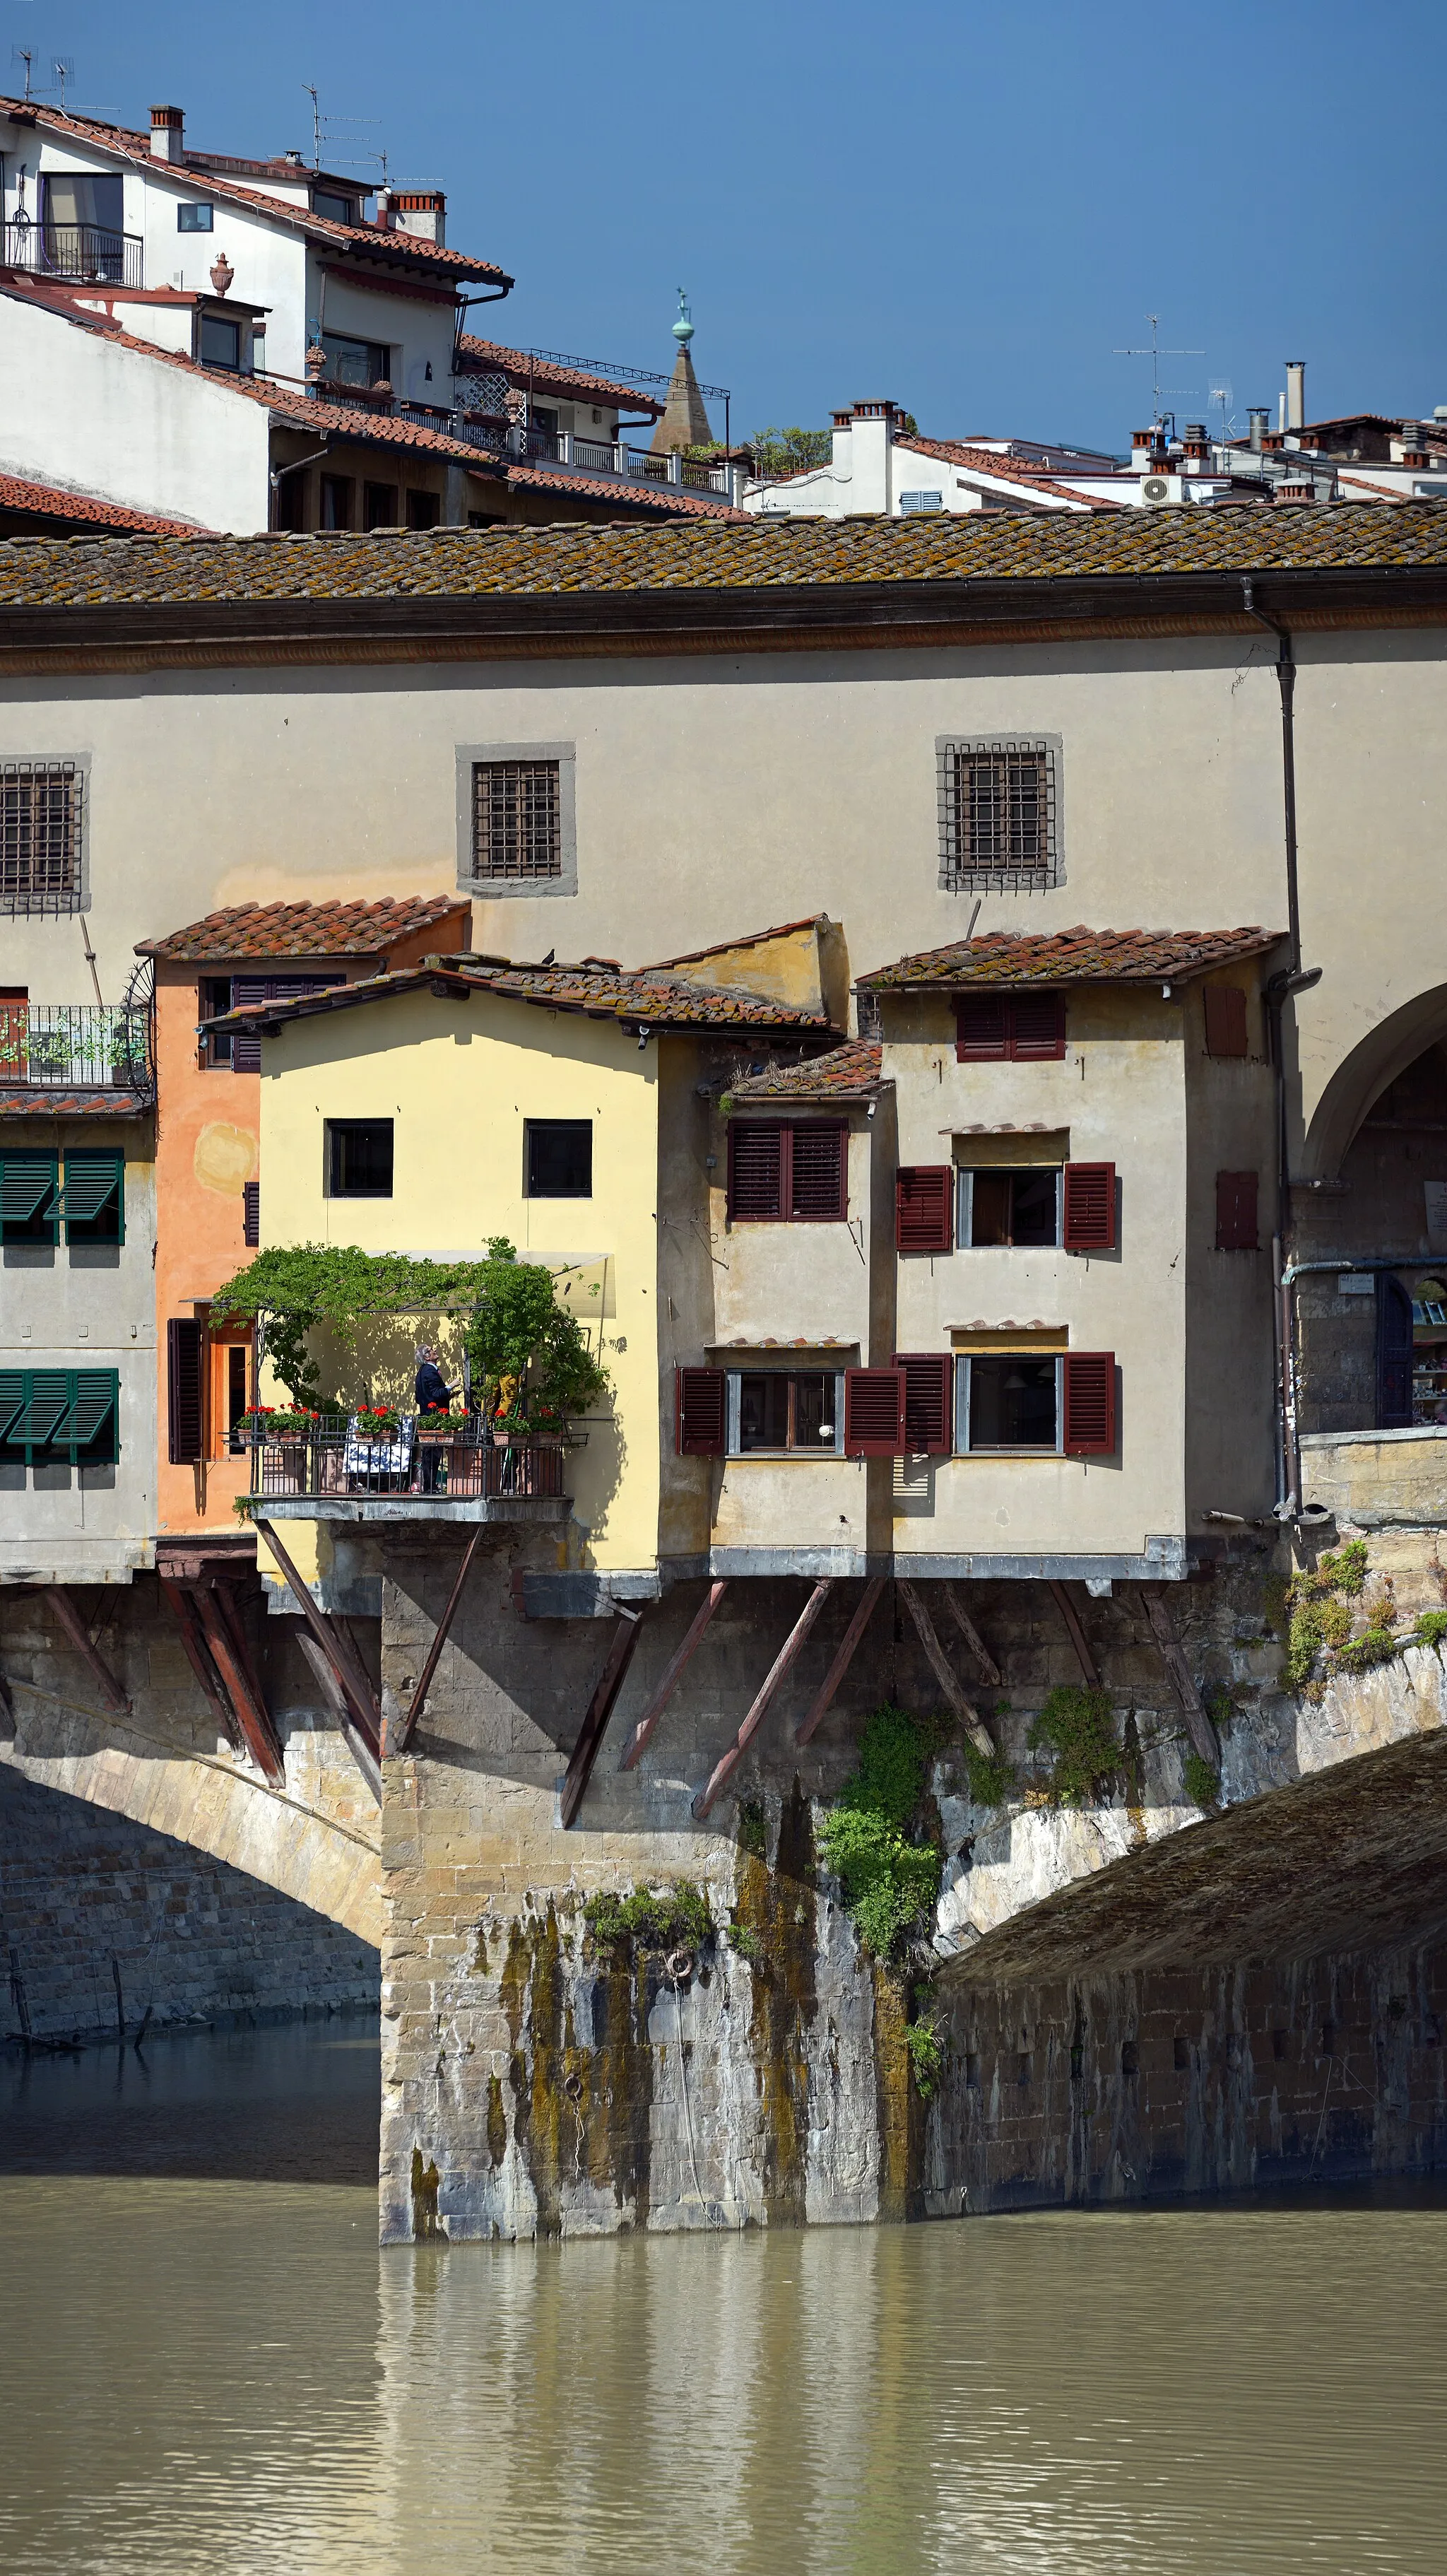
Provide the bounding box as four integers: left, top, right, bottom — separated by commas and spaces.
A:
293, 374, 740, 500
249, 1413, 566, 1504
0, 1003, 154, 1097
4, 221, 144, 289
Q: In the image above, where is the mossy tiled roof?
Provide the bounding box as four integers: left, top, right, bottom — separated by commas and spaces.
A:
4, 503, 1447, 606
861, 929, 1283, 989
138, 896, 468, 962
728, 1040, 885, 1100
204, 955, 838, 1040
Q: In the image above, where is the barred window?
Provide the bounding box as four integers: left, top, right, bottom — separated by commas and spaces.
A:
937, 734, 1061, 890
471, 759, 562, 881
1, 761, 83, 914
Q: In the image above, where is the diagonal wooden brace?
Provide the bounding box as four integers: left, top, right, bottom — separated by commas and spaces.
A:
44, 1587, 129, 1715
254, 1516, 381, 1757
561, 1606, 644, 1829
1137, 1584, 1219, 1770
1048, 1578, 1102, 1688
693, 1580, 834, 1821
158, 1576, 238, 1746
619, 1580, 730, 1770
795, 1575, 886, 1746
898, 1579, 994, 1755
940, 1584, 1003, 1686
293, 1634, 382, 1804
389, 1528, 483, 1760
193, 1584, 285, 1782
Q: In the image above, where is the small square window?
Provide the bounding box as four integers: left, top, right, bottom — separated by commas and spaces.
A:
326, 1119, 394, 1197
177, 202, 215, 233
406, 488, 441, 530
200, 312, 241, 371
899, 490, 943, 513
958, 1354, 1060, 1452
959, 1168, 1061, 1247
735, 1370, 840, 1454
1, 760, 83, 916
938, 734, 1062, 890
473, 760, 561, 880
319, 474, 353, 531
526, 1119, 591, 1199
364, 482, 398, 529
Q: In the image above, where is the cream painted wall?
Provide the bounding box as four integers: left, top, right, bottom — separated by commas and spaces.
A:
254, 985, 661, 1570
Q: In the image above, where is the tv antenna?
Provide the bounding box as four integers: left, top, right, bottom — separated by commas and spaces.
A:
1114, 314, 1205, 425
11, 45, 33, 100
52, 52, 75, 112
1209, 380, 1236, 440
301, 83, 384, 177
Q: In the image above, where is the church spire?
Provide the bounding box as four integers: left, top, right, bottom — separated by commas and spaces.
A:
651, 289, 714, 454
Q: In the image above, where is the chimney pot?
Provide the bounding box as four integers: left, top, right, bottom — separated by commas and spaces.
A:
391, 188, 446, 247
1248, 407, 1270, 452
1285, 360, 1306, 432
150, 103, 184, 163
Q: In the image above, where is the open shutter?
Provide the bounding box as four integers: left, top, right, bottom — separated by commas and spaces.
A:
0, 1151, 58, 1230
230, 976, 331, 1074
242, 1180, 260, 1248
896, 1166, 954, 1254
727, 1122, 783, 1221
894, 1353, 953, 1454
57, 1150, 124, 1242
167, 1317, 205, 1464
70, 1370, 118, 1463
844, 1367, 906, 1457
790, 1123, 846, 1219
955, 993, 1009, 1061
1063, 1352, 1116, 1457
1011, 992, 1067, 1060
9, 1370, 72, 1454
1215, 1170, 1258, 1251
1203, 987, 1248, 1058
675, 1366, 726, 1456
1063, 1162, 1116, 1252
0, 1370, 25, 1447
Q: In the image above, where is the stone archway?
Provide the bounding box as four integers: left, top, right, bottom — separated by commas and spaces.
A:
1301, 977, 1447, 1183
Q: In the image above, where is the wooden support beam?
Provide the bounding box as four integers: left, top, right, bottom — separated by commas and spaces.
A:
561, 1607, 645, 1830
693, 1580, 834, 1821
158, 1575, 238, 1746
940, 1584, 1003, 1687
389, 1528, 483, 1760
44, 1587, 129, 1715
1047, 1578, 1102, 1689
1137, 1584, 1219, 1770
897, 1580, 994, 1755
619, 1580, 730, 1771
795, 1575, 886, 1746
293, 1633, 382, 1804
193, 1584, 285, 1782
254, 1516, 381, 1756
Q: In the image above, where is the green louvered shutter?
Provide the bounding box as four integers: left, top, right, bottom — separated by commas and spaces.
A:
57, 1151, 124, 1242
69, 1370, 119, 1462
0, 1152, 59, 1235
0, 1370, 25, 1447
8, 1370, 73, 1454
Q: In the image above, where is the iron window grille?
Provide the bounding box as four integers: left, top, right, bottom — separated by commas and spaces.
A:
1, 760, 83, 914
471, 759, 562, 881
937, 734, 1061, 892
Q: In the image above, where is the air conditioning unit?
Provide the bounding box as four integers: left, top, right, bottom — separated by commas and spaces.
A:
1141, 474, 1173, 505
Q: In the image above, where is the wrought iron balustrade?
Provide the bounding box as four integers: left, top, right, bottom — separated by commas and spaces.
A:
0, 1002, 154, 1096
4, 221, 144, 288
249, 1413, 565, 1503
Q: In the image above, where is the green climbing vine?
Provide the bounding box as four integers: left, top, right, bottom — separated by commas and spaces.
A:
816, 1705, 944, 1958
583, 1882, 710, 1953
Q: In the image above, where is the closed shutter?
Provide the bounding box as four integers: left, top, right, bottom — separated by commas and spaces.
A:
844, 1367, 906, 1456
894, 1353, 953, 1454
242, 1180, 260, 1248
790, 1123, 846, 1219
675, 1366, 726, 1455
1215, 1171, 1258, 1251
167, 1317, 205, 1464
728, 1122, 783, 1221
1063, 1352, 1116, 1456
896, 1166, 954, 1253
956, 993, 1009, 1061
1203, 987, 1249, 1058
1063, 1162, 1116, 1252
1011, 992, 1067, 1060
231, 976, 331, 1074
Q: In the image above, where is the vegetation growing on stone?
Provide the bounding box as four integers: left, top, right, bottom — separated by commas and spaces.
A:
1027, 1685, 1119, 1806
583, 1882, 711, 1953
1286, 1541, 1368, 1608
726, 1918, 764, 1965
1183, 1752, 1222, 1810
902, 2011, 945, 2099
961, 1738, 1017, 1808
1282, 1543, 1410, 1691
1414, 1610, 1447, 1648
817, 1705, 944, 1957
736, 1800, 768, 1859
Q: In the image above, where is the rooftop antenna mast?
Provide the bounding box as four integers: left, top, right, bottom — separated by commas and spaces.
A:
303, 81, 321, 170
1114, 313, 1205, 427
52, 54, 74, 113
13, 46, 32, 100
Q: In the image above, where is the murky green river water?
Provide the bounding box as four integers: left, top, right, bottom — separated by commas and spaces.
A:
1, 2021, 1445, 2573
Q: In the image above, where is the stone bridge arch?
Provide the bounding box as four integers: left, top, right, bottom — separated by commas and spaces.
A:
1300, 977, 1447, 1182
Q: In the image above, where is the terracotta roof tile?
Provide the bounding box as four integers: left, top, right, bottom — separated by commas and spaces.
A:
0, 472, 208, 536
728, 1040, 884, 1100
649, 916, 829, 968
859, 928, 1285, 989
4, 505, 1446, 607
458, 336, 664, 416
137, 895, 470, 963
904, 435, 1125, 512
0, 1086, 148, 1118
204, 954, 838, 1039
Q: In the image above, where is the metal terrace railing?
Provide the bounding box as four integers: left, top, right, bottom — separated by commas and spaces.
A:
4, 221, 144, 289
249, 1413, 566, 1504
0, 1003, 154, 1098
291, 376, 740, 499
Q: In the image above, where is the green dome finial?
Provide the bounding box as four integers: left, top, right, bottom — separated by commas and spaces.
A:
672, 287, 694, 348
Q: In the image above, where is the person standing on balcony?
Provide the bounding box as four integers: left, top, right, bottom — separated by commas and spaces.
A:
414, 1344, 455, 1494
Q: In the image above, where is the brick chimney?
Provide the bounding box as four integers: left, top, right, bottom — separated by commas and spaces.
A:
150, 104, 184, 163
392, 189, 445, 247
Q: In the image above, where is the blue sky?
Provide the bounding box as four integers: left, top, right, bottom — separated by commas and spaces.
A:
11, 0, 1445, 450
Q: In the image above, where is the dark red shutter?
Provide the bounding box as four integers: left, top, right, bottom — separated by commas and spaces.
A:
896, 1165, 954, 1254
242, 1180, 260, 1248
728, 1123, 784, 1220
231, 977, 332, 1075
675, 1367, 726, 1455
1010, 992, 1067, 1060
790, 1123, 846, 1219
1203, 987, 1248, 1058
894, 1353, 953, 1454
167, 1317, 205, 1464
1215, 1171, 1259, 1251
1063, 1162, 1116, 1251
956, 993, 1009, 1061
844, 1367, 906, 1457
1063, 1352, 1116, 1457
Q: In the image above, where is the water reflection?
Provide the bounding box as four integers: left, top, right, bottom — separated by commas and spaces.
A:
1, 2025, 1444, 2574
